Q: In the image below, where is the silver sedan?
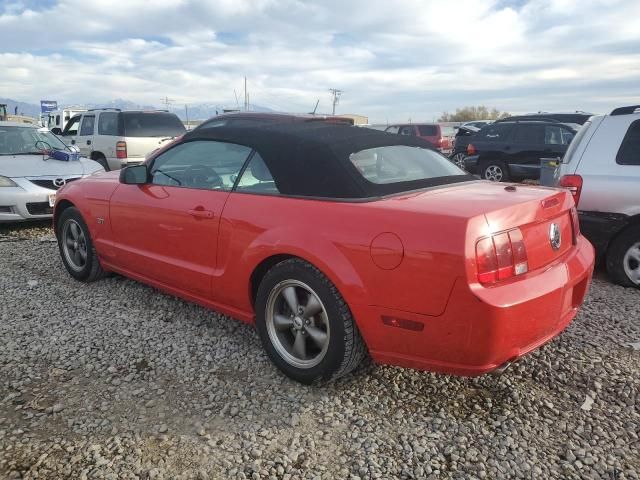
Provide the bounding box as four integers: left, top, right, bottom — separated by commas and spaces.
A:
0, 122, 104, 222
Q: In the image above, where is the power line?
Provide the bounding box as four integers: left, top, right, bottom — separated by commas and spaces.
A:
329, 88, 342, 115
160, 96, 175, 110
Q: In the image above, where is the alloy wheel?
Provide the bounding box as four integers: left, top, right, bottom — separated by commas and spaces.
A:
265, 279, 330, 369
484, 165, 503, 182
452, 153, 467, 170
62, 219, 88, 272
623, 242, 640, 285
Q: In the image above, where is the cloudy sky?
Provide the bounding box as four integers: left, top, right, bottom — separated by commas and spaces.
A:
1, 0, 639, 122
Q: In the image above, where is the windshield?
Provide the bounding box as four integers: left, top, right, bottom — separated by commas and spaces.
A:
123, 112, 186, 137
0, 126, 70, 155
349, 145, 464, 185
562, 120, 591, 163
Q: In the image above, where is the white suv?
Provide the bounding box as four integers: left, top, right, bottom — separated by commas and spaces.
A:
56, 109, 186, 171
558, 105, 640, 288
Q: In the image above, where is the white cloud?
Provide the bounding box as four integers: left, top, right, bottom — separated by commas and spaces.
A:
0, 0, 639, 122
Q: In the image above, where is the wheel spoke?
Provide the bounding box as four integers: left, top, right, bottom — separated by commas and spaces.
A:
65, 237, 75, 248
79, 248, 87, 260
292, 330, 307, 359
282, 286, 299, 313
69, 222, 80, 240
303, 294, 323, 318
73, 249, 82, 266
305, 325, 327, 348
273, 314, 294, 331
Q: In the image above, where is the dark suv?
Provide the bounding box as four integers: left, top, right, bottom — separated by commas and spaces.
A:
464, 121, 577, 182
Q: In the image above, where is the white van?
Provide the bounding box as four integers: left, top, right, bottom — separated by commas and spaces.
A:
47, 108, 87, 133
56, 109, 186, 171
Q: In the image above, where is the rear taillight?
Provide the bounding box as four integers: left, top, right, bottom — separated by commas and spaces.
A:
467, 143, 476, 155
475, 228, 529, 285
559, 174, 583, 206
116, 141, 127, 159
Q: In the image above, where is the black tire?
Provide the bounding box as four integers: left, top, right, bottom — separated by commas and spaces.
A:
255, 258, 367, 384
480, 160, 510, 182
57, 207, 107, 282
92, 154, 110, 171
606, 225, 640, 288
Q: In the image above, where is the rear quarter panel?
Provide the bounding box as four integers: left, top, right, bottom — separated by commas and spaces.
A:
216, 192, 470, 322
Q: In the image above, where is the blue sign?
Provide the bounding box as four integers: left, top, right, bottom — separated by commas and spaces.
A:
40, 100, 58, 113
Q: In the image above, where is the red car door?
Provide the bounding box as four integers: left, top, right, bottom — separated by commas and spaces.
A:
109, 139, 253, 298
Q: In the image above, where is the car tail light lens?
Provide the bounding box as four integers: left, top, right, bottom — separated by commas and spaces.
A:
467, 143, 476, 155
116, 141, 127, 159
559, 174, 583, 206
475, 228, 529, 285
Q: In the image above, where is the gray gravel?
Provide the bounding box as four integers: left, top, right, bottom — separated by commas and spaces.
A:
1, 222, 639, 479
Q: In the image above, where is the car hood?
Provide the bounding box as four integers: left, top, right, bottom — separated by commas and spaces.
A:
0, 154, 103, 178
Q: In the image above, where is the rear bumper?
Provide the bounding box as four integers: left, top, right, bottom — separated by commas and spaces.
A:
464, 155, 479, 173
353, 235, 595, 376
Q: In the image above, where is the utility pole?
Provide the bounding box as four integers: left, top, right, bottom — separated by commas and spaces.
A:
184, 104, 189, 126
160, 96, 175, 110
329, 88, 342, 115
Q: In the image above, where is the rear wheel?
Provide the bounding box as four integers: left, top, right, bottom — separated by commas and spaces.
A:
481, 161, 510, 182
57, 207, 106, 282
606, 225, 640, 288
255, 258, 367, 384
451, 152, 467, 170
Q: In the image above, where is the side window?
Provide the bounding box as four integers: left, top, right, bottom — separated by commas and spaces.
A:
545, 125, 568, 145
63, 115, 81, 136
235, 153, 279, 194
418, 125, 437, 136
399, 126, 415, 136
513, 125, 544, 144
149, 140, 252, 190
479, 124, 513, 141
98, 112, 119, 135
616, 120, 640, 165
385, 126, 399, 135
55, 115, 60, 126
79, 116, 95, 136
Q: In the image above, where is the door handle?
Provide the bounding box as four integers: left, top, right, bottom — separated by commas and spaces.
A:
87, 140, 92, 145
188, 208, 214, 219
71, 139, 76, 145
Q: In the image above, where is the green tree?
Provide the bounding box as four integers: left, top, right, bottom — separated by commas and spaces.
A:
438, 105, 510, 122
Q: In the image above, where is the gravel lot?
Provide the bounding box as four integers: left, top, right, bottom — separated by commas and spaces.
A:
1, 222, 639, 480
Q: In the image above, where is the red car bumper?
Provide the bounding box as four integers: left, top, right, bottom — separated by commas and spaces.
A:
353, 235, 595, 376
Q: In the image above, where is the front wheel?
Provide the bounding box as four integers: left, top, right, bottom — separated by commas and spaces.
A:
481, 161, 510, 182
255, 259, 367, 384
606, 225, 640, 288
57, 207, 106, 282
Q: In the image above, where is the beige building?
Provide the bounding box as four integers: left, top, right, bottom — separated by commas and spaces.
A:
336, 114, 369, 125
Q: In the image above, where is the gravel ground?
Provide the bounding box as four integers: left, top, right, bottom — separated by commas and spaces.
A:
1, 222, 639, 480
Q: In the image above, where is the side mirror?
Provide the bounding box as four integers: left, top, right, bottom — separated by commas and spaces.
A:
119, 164, 148, 184
51, 127, 62, 135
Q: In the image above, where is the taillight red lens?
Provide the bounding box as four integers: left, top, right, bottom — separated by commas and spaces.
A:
116, 141, 127, 159
475, 228, 529, 285
559, 174, 583, 207
467, 143, 476, 155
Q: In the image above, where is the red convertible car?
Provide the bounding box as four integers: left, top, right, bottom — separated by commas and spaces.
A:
53, 123, 595, 384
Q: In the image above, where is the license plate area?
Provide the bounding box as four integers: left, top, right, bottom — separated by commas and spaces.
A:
48, 193, 56, 207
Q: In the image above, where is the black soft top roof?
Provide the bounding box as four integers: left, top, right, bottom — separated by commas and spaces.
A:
183, 123, 470, 199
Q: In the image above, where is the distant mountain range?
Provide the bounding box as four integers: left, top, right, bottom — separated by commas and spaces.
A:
0, 97, 273, 121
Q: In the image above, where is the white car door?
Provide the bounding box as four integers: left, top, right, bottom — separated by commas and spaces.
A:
76, 114, 96, 158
